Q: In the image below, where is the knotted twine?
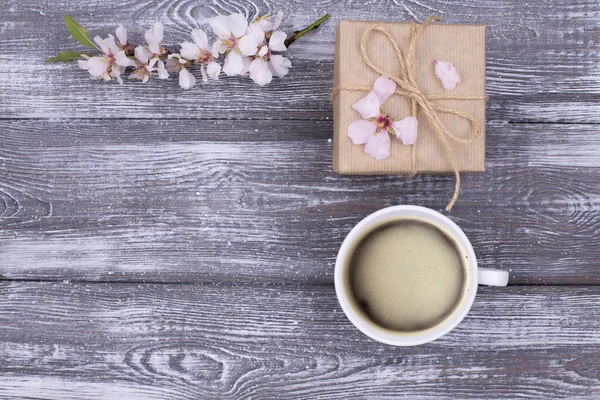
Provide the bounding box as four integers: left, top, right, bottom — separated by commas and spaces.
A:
330, 16, 487, 211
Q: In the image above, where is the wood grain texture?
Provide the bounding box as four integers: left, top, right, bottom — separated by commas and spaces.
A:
2, 0, 600, 121
1, 119, 599, 284
0, 281, 599, 400
2, 0, 600, 398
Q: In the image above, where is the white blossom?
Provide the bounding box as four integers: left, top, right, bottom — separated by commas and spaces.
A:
253, 11, 283, 32
179, 29, 221, 82
131, 46, 168, 83
136, 22, 168, 80
168, 54, 196, 89
243, 21, 291, 86
78, 33, 132, 83
209, 13, 258, 76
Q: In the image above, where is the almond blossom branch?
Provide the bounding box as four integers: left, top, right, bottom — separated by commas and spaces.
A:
46, 11, 330, 89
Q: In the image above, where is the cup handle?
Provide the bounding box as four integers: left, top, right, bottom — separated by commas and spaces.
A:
478, 268, 509, 287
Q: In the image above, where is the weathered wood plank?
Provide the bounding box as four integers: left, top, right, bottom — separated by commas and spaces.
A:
1, 119, 599, 284
1, 0, 600, 121
0, 282, 598, 400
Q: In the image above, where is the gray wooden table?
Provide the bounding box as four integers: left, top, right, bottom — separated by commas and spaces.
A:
1, 1, 599, 399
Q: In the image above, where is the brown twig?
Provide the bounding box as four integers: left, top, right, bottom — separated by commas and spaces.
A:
284, 14, 331, 48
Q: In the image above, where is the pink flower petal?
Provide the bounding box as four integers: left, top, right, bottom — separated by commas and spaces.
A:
364, 131, 391, 160
178, 68, 196, 90
156, 60, 169, 79
238, 34, 259, 57
391, 117, 418, 145
352, 91, 380, 119
207, 61, 221, 80
348, 120, 376, 144
223, 51, 243, 76
372, 76, 396, 105
249, 58, 273, 85
191, 29, 209, 50
180, 42, 201, 61
435, 60, 461, 90
228, 13, 249, 38
209, 16, 230, 37
134, 46, 151, 64
269, 55, 291, 78
116, 25, 127, 46
268, 30, 287, 51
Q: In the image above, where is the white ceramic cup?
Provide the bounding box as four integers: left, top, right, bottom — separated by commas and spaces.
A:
335, 205, 509, 346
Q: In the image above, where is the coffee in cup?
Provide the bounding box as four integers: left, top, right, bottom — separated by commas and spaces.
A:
335, 205, 509, 346
349, 218, 468, 332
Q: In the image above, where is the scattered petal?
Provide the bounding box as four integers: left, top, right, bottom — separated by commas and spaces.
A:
352, 91, 380, 119
348, 120, 377, 144
392, 117, 418, 145
435, 60, 461, 90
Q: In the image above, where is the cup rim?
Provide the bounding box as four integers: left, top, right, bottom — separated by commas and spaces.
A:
334, 205, 478, 346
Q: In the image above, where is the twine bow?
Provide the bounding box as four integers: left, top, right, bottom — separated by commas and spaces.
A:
331, 16, 487, 211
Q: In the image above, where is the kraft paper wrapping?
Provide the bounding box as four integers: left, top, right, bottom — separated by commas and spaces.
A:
333, 20, 486, 174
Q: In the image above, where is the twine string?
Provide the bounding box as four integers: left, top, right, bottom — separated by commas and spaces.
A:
330, 16, 487, 211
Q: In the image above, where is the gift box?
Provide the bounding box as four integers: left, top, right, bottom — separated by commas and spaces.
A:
332, 18, 487, 177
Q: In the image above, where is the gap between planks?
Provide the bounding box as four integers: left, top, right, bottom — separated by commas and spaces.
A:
2, 278, 600, 288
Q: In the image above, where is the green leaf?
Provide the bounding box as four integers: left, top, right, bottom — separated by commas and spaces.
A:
64, 14, 98, 49
45, 50, 93, 64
